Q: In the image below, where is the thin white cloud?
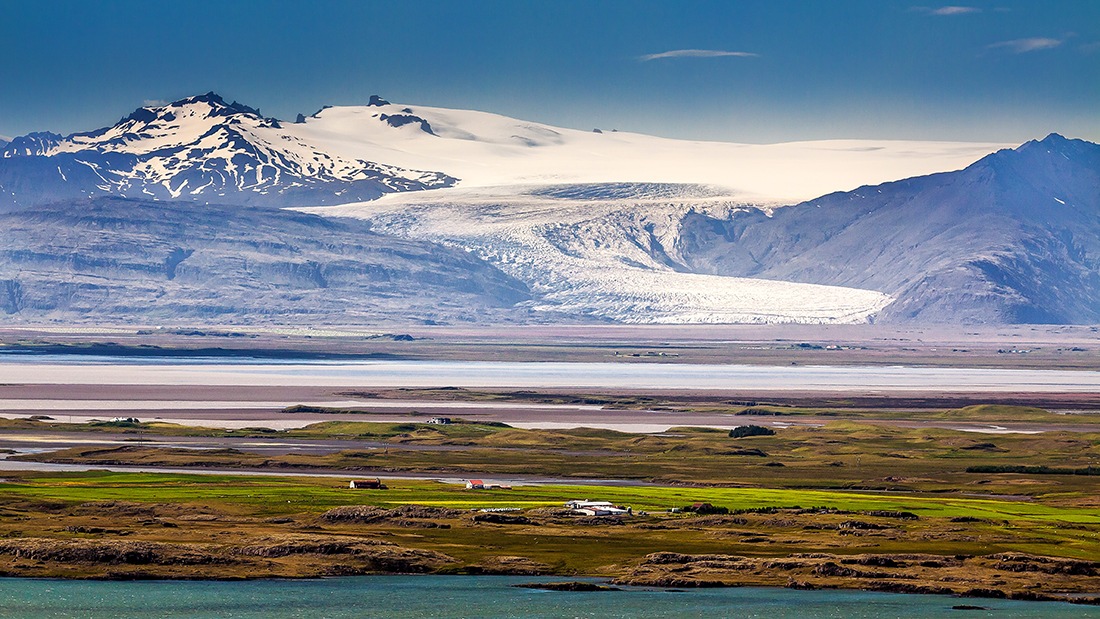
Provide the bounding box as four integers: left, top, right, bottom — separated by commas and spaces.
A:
987, 37, 1063, 53
910, 6, 981, 15
932, 6, 981, 15
639, 49, 759, 62
142, 99, 168, 107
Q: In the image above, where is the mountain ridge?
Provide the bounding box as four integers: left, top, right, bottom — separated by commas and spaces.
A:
0, 93, 456, 211
0, 196, 533, 324
677, 133, 1100, 323
0, 93, 1094, 325
1, 92, 1007, 209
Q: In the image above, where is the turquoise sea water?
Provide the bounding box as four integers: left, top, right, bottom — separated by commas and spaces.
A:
1, 576, 1097, 619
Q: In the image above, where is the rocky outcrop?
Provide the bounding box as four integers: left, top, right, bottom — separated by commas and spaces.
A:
614, 551, 1100, 602
0, 539, 232, 566
320, 504, 464, 528
0, 535, 455, 578
514, 581, 620, 591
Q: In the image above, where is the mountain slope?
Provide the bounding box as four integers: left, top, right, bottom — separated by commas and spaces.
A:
0, 197, 532, 324
0, 94, 455, 211
677, 134, 1100, 323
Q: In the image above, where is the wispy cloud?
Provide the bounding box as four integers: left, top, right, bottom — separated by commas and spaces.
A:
987, 37, 1063, 53
142, 99, 168, 107
639, 49, 758, 62
1080, 41, 1100, 54
910, 6, 981, 15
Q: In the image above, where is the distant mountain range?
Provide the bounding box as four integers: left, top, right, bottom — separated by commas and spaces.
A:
0, 92, 1000, 210
0, 93, 1096, 325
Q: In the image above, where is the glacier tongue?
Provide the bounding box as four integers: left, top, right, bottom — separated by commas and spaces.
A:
308, 183, 893, 324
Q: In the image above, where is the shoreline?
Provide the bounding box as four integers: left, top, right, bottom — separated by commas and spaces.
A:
1, 551, 1097, 606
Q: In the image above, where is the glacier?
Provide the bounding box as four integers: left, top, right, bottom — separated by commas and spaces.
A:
308, 183, 893, 324
2, 92, 1035, 325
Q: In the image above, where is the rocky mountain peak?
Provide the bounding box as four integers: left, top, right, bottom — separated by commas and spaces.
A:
1, 132, 63, 158
113, 92, 277, 131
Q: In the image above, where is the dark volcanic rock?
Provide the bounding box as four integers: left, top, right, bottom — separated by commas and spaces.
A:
514, 581, 620, 592
471, 513, 533, 525
320, 504, 464, 524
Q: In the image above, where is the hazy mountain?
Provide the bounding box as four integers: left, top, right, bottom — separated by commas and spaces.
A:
0, 197, 532, 324
678, 134, 1100, 323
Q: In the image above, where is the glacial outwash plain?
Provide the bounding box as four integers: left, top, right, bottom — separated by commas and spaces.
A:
1, 11, 1100, 610
1, 323, 1100, 607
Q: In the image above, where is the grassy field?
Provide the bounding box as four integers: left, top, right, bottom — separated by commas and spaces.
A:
1, 469, 1099, 590
3, 470, 1098, 523
2, 405, 1099, 596
14, 413, 1100, 499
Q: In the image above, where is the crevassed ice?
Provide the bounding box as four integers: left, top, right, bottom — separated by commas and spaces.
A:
309, 185, 894, 324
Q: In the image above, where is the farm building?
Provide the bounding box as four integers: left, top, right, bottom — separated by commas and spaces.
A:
465, 479, 512, 490
348, 479, 387, 490
427, 417, 452, 425
565, 499, 631, 516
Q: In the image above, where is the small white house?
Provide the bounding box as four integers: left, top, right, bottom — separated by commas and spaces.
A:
466, 479, 512, 490
565, 499, 630, 516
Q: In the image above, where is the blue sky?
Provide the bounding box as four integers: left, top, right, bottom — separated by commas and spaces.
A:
1, 0, 1097, 143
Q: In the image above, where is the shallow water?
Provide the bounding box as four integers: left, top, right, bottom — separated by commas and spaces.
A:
2, 357, 1099, 391
0, 576, 1096, 618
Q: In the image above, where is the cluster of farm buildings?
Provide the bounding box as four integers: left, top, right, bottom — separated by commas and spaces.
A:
346, 477, 634, 517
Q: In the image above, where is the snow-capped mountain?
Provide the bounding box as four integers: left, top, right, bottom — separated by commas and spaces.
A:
1, 92, 1005, 212
4, 93, 1093, 325
0, 93, 455, 211
314, 134, 1100, 325
678, 134, 1100, 323
285, 98, 1005, 204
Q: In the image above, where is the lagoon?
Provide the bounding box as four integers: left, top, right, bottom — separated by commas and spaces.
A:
2, 576, 1097, 618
